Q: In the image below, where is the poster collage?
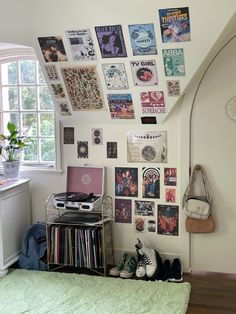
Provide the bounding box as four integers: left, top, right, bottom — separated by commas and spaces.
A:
38, 7, 191, 118
38, 7, 191, 237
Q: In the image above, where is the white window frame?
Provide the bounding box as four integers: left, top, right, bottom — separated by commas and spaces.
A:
0, 44, 61, 172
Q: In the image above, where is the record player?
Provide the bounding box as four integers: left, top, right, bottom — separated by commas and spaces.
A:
54, 166, 105, 211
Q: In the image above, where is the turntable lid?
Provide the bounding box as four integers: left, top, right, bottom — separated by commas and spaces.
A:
66, 166, 104, 196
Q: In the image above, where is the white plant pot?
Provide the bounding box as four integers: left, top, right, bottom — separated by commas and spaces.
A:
2, 161, 20, 179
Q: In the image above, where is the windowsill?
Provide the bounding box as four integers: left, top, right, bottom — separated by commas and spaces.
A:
0, 166, 64, 175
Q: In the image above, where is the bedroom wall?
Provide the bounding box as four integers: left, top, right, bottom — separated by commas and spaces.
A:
0, 0, 236, 272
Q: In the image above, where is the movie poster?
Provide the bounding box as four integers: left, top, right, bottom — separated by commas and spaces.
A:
141, 91, 165, 114
102, 63, 128, 89
115, 167, 138, 197
127, 131, 167, 163
162, 49, 185, 76
95, 25, 127, 58
142, 167, 160, 199
165, 188, 176, 203
61, 66, 105, 111
115, 199, 132, 223
130, 60, 158, 86
107, 94, 135, 119
159, 7, 191, 43
66, 29, 97, 61
157, 205, 179, 236
38, 36, 68, 62
134, 200, 155, 216
164, 167, 177, 186
44, 65, 59, 81
128, 23, 157, 56
166, 80, 181, 96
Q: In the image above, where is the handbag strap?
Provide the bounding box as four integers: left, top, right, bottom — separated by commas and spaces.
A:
184, 164, 212, 205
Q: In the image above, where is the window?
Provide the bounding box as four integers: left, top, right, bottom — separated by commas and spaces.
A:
0, 47, 59, 169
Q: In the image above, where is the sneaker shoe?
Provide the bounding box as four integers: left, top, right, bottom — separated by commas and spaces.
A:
120, 256, 137, 279
109, 252, 129, 277
168, 258, 183, 282
161, 259, 171, 281
135, 239, 146, 279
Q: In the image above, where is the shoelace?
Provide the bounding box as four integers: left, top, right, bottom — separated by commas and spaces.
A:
138, 251, 152, 266
114, 254, 128, 269
123, 258, 136, 271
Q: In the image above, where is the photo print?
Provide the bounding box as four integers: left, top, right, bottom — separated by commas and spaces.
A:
164, 167, 177, 186
66, 29, 97, 61
157, 205, 179, 236
61, 66, 105, 111
115, 199, 132, 223
38, 36, 68, 62
95, 25, 127, 58
77, 141, 88, 158
134, 200, 154, 216
51, 84, 66, 99
127, 131, 167, 163
166, 80, 181, 96
57, 101, 72, 116
159, 7, 191, 43
115, 167, 138, 197
128, 23, 157, 56
63, 127, 74, 144
135, 217, 145, 233
107, 94, 135, 119
162, 49, 185, 76
142, 167, 160, 199
92, 128, 103, 145
147, 219, 156, 232
44, 65, 59, 81
107, 142, 117, 158
102, 63, 128, 89
141, 91, 165, 114
165, 188, 176, 203
130, 60, 158, 86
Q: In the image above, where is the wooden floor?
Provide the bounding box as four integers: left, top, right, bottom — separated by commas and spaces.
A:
184, 272, 236, 313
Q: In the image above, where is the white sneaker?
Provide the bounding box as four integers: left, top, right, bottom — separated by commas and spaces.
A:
138, 247, 157, 279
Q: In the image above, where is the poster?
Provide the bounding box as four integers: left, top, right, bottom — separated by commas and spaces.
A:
66, 29, 96, 61
157, 205, 179, 236
142, 167, 160, 199
130, 60, 158, 86
61, 66, 105, 111
141, 91, 165, 114
159, 7, 191, 43
115, 167, 138, 197
162, 49, 185, 76
107, 94, 135, 119
165, 188, 176, 203
164, 167, 177, 186
38, 36, 68, 62
166, 80, 181, 96
128, 23, 157, 56
147, 219, 156, 232
95, 25, 127, 58
115, 199, 132, 223
134, 200, 155, 216
63, 127, 74, 144
107, 142, 118, 158
102, 63, 128, 89
77, 141, 88, 158
135, 217, 145, 233
127, 131, 167, 163
44, 65, 59, 81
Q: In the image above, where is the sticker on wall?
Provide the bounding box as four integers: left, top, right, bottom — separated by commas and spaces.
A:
65, 29, 97, 61
130, 60, 158, 86
147, 219, 156, 232
61, 66, 105, 111
107, 142, 118, 158
141, 91, 165, 114
102, 63, 128, 89
64, 127, 74, 144
134, 200, 154, 216
107, 94, 135, 119
158, 7, 191, 43
165, 188, 176, 203
164, 167, 177, 186
135, 217, 145, 233
157, 205, 179, 236
95, 25, 127, 58
51, 84, 66, 99
77, 141, 88, 158
115, 167, 138, 197
166, 80, 181, 96
44, 65, 59, 81
128, 23, 157, 56
92, 128, 103, 145
142, 167, 160, 199
127, 131, 167, 163
115, 199, 132, 223
162, 49, 185, 76
56, 101, 72, 116
38, 36, 68, 62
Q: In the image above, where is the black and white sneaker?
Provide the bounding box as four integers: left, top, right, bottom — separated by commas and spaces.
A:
168, 258, 183, 282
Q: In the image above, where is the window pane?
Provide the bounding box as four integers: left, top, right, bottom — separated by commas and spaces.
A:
38, 63, 45, 83
20, 60, 36, 84
1, 62, 17, 84
40, 138, 55, 162
3, 112, 19, 133
2, 87, 19, 110
22, 113, 37, 136
40, 113, 54, 136
39, 86, 54, 110
24, 138, 38, 161
21, 87, 36, 110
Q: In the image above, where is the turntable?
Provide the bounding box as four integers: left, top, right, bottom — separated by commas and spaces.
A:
54, 166, 105, 211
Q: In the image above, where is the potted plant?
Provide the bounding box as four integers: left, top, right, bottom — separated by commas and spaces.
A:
0, 122, 29, 178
